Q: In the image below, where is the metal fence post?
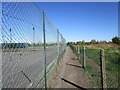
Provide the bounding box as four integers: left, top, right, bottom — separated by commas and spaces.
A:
33, 27, 35, 50
100, 49, 107, 89
0, 3, 2, 89
83, 46, 86, 68
9, 28, 12, 43
9, 28, 12, 48
57, 29, 59, 58
42, 11, 47, 89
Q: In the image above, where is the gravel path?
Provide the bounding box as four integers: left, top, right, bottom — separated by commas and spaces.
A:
50, 47, 93, 88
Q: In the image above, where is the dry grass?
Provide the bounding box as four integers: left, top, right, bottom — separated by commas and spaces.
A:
85, 44, 120, 49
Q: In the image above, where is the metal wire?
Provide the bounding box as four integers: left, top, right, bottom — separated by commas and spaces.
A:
1, 2, 66, 88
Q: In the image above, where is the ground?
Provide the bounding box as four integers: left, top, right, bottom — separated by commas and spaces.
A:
50, 47, 93, 88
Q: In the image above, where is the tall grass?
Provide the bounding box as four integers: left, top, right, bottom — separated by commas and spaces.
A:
70, 45, 119, 88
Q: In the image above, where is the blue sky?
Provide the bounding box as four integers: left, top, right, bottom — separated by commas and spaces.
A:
36, 2, 118, 42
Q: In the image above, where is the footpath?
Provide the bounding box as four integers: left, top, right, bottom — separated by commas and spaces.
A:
50, 47, 93, 89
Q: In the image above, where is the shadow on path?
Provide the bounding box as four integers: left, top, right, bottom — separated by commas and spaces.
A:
61, 78, 87, 90
66, 63, 83, 68
71, 57, 79, 61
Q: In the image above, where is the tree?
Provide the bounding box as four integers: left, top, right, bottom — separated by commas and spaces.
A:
81, 40, 85, 44
112, 37, 120, 44
90, 39, 97, 44
67, 42, 75, 45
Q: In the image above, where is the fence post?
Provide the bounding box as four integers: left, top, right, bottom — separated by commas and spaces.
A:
100, 49, 107, 89
33, 27, 35, 50
57, 30, 59, 58
9, 28, 12, 48
77, 45, 80, 60
75, 45, 77, 59
77, 45, 79, 54
42, 11, 47, 89
0, 4, 2, 88
57, 29, 60, 64
9, 28, 12, 43
83, 46, 86, 68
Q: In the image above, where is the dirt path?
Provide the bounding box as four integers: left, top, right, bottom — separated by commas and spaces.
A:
50, 47, 93, 88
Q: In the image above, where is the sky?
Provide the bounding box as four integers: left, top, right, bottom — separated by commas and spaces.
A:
36, 2, 118, 42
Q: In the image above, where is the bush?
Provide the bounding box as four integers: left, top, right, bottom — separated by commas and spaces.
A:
112, 37, 120, 44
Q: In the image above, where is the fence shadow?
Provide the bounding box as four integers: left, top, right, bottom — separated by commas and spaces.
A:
66, 63, 82, 68
61, 78, 87, 90
71, 57, 78, 60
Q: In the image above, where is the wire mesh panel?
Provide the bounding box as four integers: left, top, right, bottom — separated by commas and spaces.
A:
43, 13, 66, 87
85, 47, 119, 88
104, 48, 119, 88
1, 2, 44, 88
85, 47, 101, 88
43, 14, 58, 88
61, 35, 66, 52
70, 45, 101, 88
1, 2, 66, 88
45, 15, 58, 66
59, 34, 64, 54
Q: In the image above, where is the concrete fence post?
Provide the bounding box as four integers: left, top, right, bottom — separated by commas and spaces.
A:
100, 49, 107, 89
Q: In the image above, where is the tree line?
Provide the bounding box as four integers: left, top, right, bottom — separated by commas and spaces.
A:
67, 36, 120, 45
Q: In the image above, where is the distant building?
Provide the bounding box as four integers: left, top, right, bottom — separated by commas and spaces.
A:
1, 43, 28, 49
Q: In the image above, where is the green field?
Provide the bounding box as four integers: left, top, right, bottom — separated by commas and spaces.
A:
70, 45, 119, 88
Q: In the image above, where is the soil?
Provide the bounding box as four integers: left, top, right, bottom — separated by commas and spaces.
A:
50, 47, 93, 88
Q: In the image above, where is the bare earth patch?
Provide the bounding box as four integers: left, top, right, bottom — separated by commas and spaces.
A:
50, 47, 93, 88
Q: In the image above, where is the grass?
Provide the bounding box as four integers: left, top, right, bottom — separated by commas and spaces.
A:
70, 45, 119, 88
85, 65, 101, 88
85, 47, 119, 88
104, 48, 119, 88
85, 48, 100, 65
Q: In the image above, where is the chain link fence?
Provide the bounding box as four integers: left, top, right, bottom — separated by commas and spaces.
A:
0, 2, 66, 88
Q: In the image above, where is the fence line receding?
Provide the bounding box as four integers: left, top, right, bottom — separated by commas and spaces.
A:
0, 2, 66, 88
